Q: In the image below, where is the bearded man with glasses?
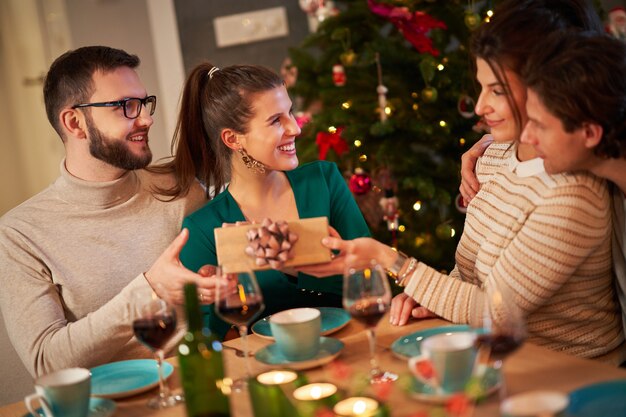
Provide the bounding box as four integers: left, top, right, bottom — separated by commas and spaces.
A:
0, 46, 219, 377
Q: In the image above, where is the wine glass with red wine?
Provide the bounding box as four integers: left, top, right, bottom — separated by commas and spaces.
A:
343, 262, 397, 384
131, 286, 183, 409
474, 279, 526, 397
215, 267, 264, 390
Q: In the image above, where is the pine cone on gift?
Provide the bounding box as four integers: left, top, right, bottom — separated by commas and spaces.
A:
244, 218, 299, 269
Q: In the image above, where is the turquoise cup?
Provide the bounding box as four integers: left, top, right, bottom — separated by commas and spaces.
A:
24, 368, 91, 417
408, 331, 477, 394
270, 308, 321, 361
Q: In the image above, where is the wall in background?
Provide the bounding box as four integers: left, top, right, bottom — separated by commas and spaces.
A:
65, 0, 171, 161
0, 0, 184, 405
174, 0, 310, 72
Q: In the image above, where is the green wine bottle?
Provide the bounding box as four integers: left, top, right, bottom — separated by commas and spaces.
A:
178, 283, 231, 417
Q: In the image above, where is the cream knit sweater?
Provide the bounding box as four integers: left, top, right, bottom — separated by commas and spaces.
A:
0, 161, 206, 376
404, 142, 624, 359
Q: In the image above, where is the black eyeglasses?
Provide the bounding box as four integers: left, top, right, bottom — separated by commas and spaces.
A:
72, 95, 157, 119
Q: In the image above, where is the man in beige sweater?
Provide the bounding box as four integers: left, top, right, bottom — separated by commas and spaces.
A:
0, 46, 214, 377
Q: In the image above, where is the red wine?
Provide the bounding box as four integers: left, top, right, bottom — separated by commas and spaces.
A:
348, 299, 388, 328
218, 295, 263, 327
475, 333, 523, 361
133, 313, 177, 350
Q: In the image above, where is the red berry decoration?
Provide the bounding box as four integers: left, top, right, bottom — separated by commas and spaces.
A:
446, 393, 471, 416
414, 359, 436, 380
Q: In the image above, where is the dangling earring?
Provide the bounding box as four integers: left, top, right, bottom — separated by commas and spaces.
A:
238, 147, 266, 174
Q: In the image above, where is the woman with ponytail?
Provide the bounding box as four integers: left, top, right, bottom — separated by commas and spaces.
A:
154, 63, 369, 339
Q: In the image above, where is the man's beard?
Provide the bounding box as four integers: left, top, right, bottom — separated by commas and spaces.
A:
87, 122, 152, 171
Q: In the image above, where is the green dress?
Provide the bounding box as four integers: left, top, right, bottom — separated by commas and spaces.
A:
180, 161, 370, 339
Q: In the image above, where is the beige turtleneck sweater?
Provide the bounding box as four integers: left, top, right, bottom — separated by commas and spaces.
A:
0, 161, 206, 377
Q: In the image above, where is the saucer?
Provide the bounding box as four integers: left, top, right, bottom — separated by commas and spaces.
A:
391, 325, 479, 360
23, 397, 116, 417
408, 365, 501, 404
252, 307, 351, 340
255, 336, 344, 370
567, 379, 626, 417
90, 359, 174, 399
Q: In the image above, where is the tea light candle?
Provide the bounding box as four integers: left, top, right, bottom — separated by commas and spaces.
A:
256, 370, 299, 385
293, 383, 338, 400
250, 370, 305, 417
334, 397, 379, 416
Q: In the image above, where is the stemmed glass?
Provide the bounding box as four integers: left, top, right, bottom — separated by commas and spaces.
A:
215, 267, 265, 391
474, 279, 526, 398
343, 262, 398, 384
131, 286, 183, 409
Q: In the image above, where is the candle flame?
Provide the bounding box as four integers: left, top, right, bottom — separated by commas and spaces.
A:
237, 284, 246, 303
353, 400, 367, 414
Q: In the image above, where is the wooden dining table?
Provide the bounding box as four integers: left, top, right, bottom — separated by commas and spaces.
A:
2, 316, 625, 417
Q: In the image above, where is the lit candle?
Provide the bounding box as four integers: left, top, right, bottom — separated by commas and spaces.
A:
293, 383, 338, 400
250, 370, 306, 417
256, 370, 298, 385
293, 383, 340, 417
334, 397, 379, 416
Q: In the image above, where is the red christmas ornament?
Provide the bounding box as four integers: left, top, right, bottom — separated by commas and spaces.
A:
457, 94, 476, 118
316, 127, 348, 160
295, 112, 312, 129
349, 168, 372, 195
607, 7, 626, 40
332, 64, 346, 86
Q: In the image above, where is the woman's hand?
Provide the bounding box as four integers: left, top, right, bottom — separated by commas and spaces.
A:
389, 293, 437, 326
459, 134, 493, 204
196, 264, 236, 305
295, 226, 345, 277
322, 234, 398, 271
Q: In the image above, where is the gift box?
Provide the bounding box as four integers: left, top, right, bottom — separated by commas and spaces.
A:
214, 217, 332, 273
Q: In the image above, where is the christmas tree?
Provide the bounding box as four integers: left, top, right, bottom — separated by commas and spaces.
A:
289, 0, 491, 271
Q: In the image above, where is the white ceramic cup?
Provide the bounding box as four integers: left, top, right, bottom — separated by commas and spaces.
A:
408, 331, 477, 394
269, 307, 321, 361
501, 390, 569, 417
24, 368, 91, 417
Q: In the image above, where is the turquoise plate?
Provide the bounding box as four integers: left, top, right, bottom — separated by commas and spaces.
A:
24, 397, 116, 417
90, 359, 174, 399
567, 379, 626, 417
391, 325, 477, 360
408, 366, 501, 404
252, 307, 351, 340
255, 336, 344, 370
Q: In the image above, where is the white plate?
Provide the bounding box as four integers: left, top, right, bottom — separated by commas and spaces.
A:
90, 359, 174, 399
254, 337, 344, 370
